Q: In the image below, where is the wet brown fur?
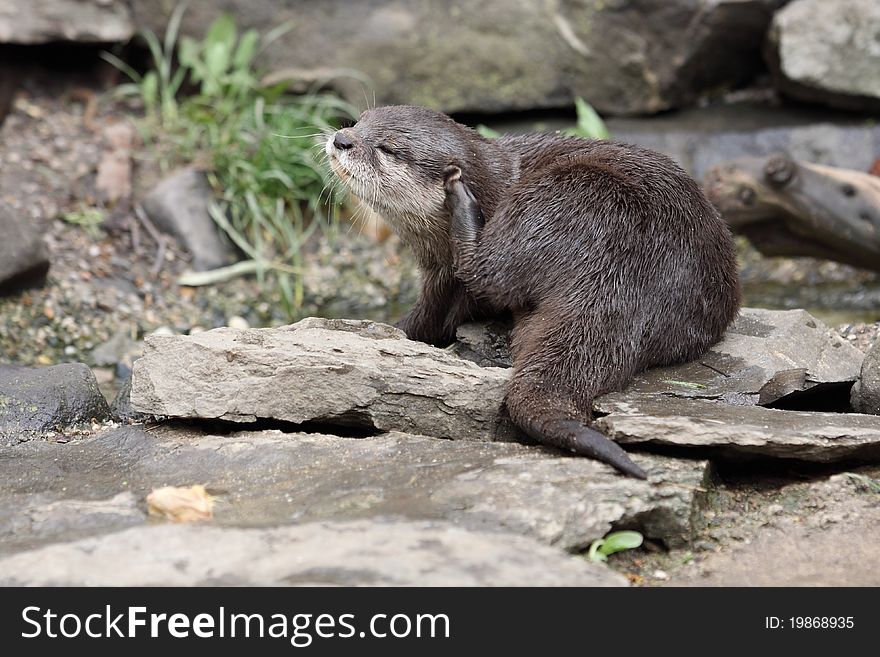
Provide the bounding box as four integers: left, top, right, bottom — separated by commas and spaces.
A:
327, 106, 741, 477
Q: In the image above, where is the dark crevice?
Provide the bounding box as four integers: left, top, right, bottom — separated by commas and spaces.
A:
761, 381, 855, 413
158, 416, 384, 439
709, 455, 880, 489
622, 440, 880, 485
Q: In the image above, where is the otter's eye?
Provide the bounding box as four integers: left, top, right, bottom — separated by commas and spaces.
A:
377, 144, 398, 157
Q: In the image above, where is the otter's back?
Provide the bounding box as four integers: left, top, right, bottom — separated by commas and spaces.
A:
482, 134, 740, 362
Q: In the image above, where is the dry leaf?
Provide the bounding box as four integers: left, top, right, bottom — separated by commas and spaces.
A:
146, 485, 214, 523
95, 122, 135, 202
95, 150, 131, 202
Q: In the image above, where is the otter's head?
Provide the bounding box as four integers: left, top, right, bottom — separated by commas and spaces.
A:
325, 106, 474, 233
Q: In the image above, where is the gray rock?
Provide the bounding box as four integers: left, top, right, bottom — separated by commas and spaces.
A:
452, 319, 513, 368
0, 426, 708, 554
609, 112, 880, 181
610, 308, 866, 405
0, 0, 134, 44
455, 308, 880, 461
0, 491, 143, 554
852, 340, 880, 415
670, 471, 880, 586
109, 375, 146, 423
0, 520, 627, 586
767, 0, 880, 111
133, 0, 782, 116
0, 363, 111, 441
594, 309, 880, 460
141, 169, 235, 272
598, 396, 880, 462
132, 309, 879, 463
131, 317, 516, 441
459, 308, 864, 402
89, 328, 139, 368
0, 197, 49, 294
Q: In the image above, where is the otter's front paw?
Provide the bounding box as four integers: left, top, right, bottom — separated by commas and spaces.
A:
443, 165, 462, 192
444, 168, 482, 233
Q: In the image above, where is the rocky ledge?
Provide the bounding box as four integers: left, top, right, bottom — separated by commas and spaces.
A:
1, 307, 877, 586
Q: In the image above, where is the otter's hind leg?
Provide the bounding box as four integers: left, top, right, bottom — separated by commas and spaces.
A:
505, 309, 648, 479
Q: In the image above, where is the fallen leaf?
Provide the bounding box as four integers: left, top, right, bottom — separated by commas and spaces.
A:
95, 150, 131, 202
147, 485, 214, 523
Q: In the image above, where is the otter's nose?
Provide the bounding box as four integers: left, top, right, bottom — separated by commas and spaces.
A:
333, 131, 354, 150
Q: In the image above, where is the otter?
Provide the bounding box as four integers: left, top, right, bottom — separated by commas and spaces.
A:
326, 105, 740, 478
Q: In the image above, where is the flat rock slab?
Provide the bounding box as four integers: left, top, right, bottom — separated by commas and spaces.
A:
131, 308, 877, 464
131, 317, 515, 441
0, 0, 134, 44
597, 396, 880, 462
0, 426, 708, 557
0, 363, 111, 442
602, 307, 864, 405
0, 519, 626, 586
594, 309, 880, 461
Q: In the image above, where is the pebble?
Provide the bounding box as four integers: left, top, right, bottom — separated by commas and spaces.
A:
227, 316, 250, 330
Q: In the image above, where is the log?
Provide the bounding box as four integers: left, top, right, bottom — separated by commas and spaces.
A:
704, 154, 880, 271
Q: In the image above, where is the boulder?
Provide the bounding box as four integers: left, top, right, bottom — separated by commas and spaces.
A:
0, 426, 708, 555
0, 198, 49, 294
0, 519, 627, 586
109, 375, 146, 423
141, 169, 235, 272
133, 0, 784, 116
131, 317, 516, 441
608, 110, 880, 181
767, 0, 880, 111
852, 340, 880, 415
0, 0, 134, 44
0, 363, 111, 441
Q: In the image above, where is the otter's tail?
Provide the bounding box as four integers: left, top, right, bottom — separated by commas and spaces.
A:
518, 417, 647, 479
506, 378, 647, 479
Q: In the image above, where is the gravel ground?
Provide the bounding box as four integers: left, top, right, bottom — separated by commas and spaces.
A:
611, 462, 880, 586
0, 70, 419, 388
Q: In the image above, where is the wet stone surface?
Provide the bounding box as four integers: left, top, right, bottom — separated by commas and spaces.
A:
0, 425, 708, 557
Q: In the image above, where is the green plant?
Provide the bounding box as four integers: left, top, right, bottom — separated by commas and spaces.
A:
587, 530, 644, 562
844, 473, 880, 494
563, 97, 610, 140
661, 380, 708, 390
61, 206, 105, 239
475, 124, 501, 139
103, 3, 357, 317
